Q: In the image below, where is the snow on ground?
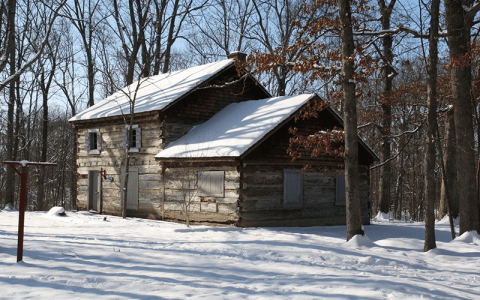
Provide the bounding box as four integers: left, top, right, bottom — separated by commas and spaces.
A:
1, 209, 479, 299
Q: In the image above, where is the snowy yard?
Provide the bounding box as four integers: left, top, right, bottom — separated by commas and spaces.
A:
1, 209, 479, 299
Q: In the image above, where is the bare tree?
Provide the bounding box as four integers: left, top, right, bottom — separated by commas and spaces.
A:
249, 0, 327, 96
339, 0, 363, 241
187, 0, 255, 62
424, 0, 440, 252
444, 0, 480, 234
377, 0, 396, 214
2, 0, 67, 208
64, 0, 104, 107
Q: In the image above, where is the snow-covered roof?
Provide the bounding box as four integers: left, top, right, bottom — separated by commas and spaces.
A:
69, 59, 234, 122
156, 94, 315, 159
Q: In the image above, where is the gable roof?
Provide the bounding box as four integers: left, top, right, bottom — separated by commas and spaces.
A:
69, 59, 237, 122
155, 94, 316, 159
155, 93, 379, 163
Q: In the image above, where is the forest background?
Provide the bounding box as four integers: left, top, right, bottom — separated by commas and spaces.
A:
1, 0, 478, 242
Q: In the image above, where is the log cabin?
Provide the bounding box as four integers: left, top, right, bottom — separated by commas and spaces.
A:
69, 53, 378, 227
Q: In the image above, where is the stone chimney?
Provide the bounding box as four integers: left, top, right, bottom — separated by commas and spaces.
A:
227, 51, 247, 62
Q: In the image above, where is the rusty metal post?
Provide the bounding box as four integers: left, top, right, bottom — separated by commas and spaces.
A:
17, 166, 28, 262
4, 161, 57, 263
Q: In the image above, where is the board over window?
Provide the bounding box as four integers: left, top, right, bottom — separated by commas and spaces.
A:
123, 125, 142, 152
85, 129, 102, 155
283, 169, 303, 209
198, 171, 224, 197
335, 172, 346, 206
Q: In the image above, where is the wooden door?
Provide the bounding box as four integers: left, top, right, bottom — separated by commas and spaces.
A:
121, 167, 139, 210
88, 170, 102, 212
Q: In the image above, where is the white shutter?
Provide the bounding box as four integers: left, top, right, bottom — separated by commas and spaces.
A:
85, 132, 91, 151
97, 131, 102, 151
136, 127, 141, 148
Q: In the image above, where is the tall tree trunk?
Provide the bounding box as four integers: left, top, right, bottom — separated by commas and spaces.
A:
339, 0, 363, 241
87, 52, 95, 107
5, 0, 16, 208
162, 0, 180, 74
37, 70, 49, 211
444, 0, 480, 234
439, 109, 457, 218
152, 0, 167, 75
377, 0, 395, 214
424, 0, 440, 252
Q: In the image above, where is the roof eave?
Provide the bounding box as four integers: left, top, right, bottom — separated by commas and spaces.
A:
155, 156, 239, 163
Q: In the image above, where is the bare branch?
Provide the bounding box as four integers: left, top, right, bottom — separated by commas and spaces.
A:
0, 0, 68, 92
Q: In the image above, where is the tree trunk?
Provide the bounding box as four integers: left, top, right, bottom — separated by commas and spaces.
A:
424, 0, 439, 252
444, 0, 480, 234
37, 70, 49, 211
5, 0, 17, 208
162, 0, 180, 74
339, 0, 363, 241
377, 0, 395, 214
87, 52, 95, 107
439, 109, 457, 218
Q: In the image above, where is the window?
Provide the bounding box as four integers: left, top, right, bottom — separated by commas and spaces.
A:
123, 125, 142, 152
131, 129, 137, 148
283, 169, 303, 208
90, 132, 97, 150
85, 129, 101, 154
335, 172, 346, 206
198, 171, 224, 197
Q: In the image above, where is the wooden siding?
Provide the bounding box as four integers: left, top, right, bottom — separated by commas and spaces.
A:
243, 106, 375, 166
238, 164, 370, 227
75, 114, 163, 218
165, 67, 269, 124
162, 166, 240, 224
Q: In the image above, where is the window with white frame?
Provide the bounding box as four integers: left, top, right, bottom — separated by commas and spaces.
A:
85, 129, 102, 155
198, 171, 224, 197
123, 125, 142, 152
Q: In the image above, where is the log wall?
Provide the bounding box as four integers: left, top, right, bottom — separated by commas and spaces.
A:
161, 165, 240, 224
75, 114, 164, 218
238, 164, 370, 227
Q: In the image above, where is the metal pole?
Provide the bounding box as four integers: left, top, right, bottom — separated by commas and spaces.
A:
17, 166, 28, 262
